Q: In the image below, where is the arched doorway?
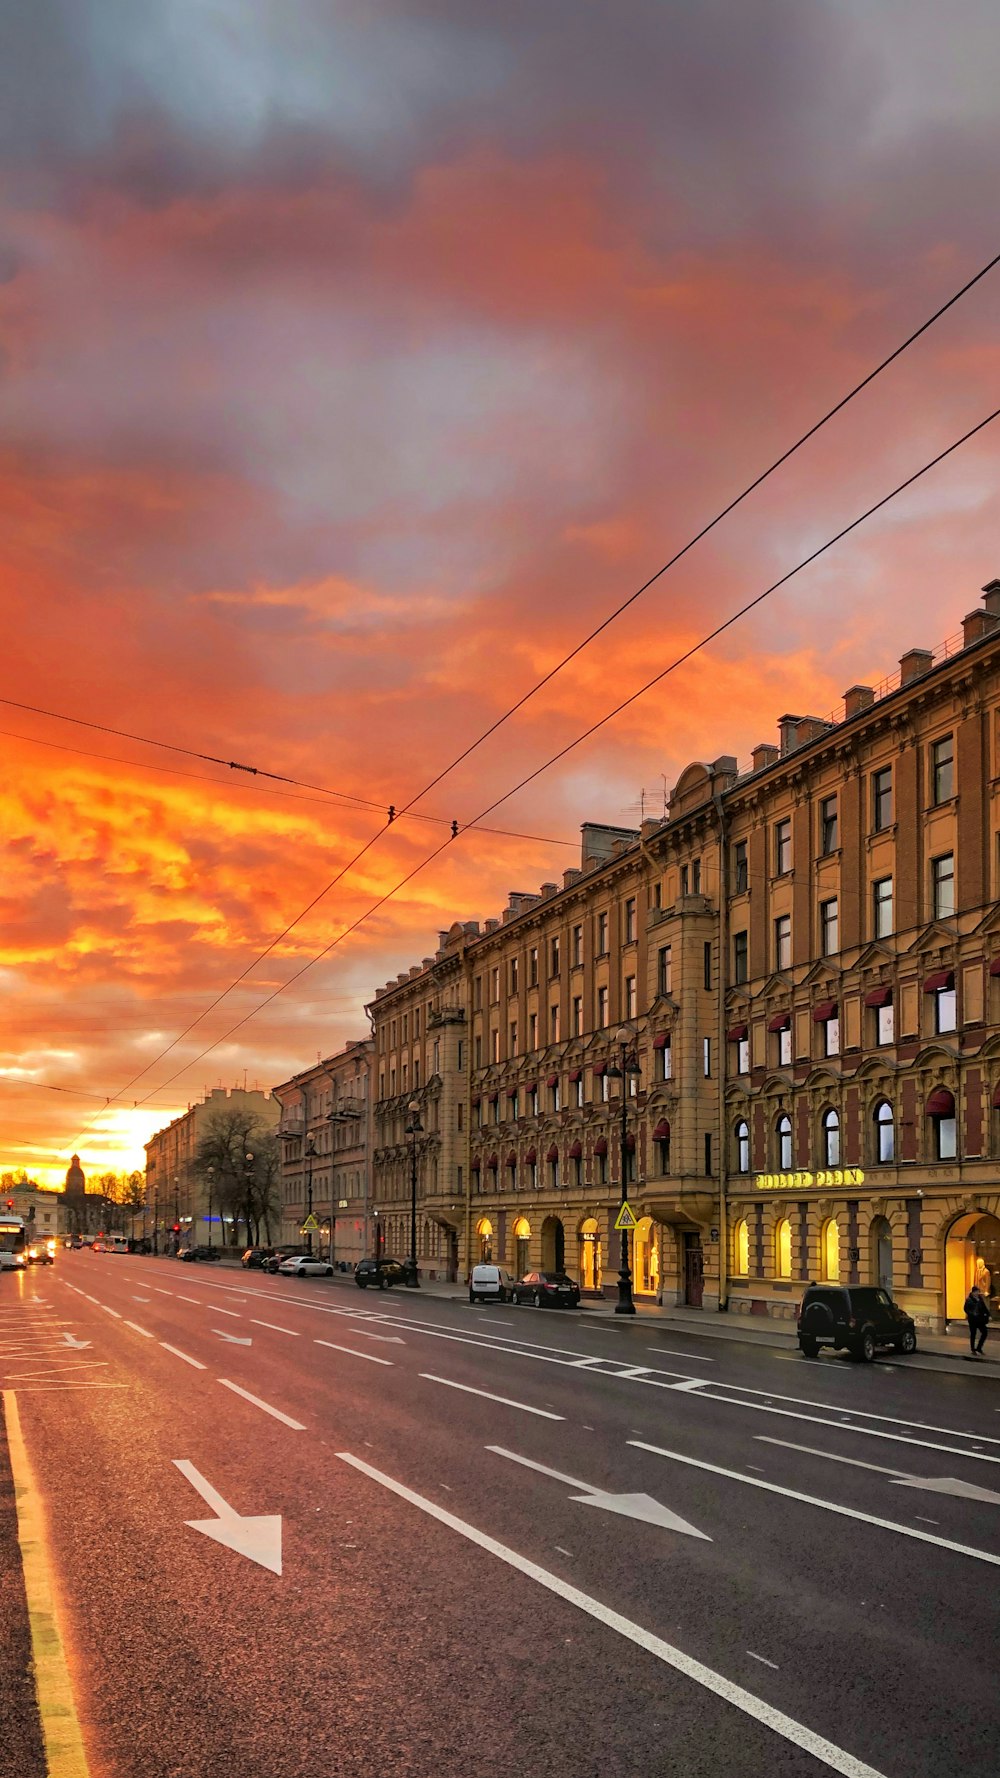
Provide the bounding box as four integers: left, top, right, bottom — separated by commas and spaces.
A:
945, 1211, 1000, 1320
820, 1217, 840, 1282
579, 1217, 602, 1292
633, 1216, 659, 1297
476, 1217, 493, 1263
512, 1215, 531, 1278
541, 1215, 565, 1272
870, 1215, 893, 1291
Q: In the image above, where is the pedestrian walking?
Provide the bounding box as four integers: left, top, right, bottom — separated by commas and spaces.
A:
964, 1285, 991, 1357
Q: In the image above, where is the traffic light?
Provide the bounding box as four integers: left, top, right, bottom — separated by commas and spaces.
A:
172, 1223, 180, 1234
6, 1199, 12, 1210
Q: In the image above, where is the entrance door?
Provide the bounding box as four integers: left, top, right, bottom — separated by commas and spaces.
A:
871, 1216, 892, 1292
683, 1233, 704, 1308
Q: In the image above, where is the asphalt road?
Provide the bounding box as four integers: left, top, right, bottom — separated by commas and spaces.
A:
3, 1254, 1000, 1778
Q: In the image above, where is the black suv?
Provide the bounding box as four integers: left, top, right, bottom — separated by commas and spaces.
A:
179, 1245, 222, 1263
354, 1257, 409, 1290
797, 1285, 917, 1362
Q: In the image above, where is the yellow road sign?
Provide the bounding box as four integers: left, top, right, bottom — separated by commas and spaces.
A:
301, 1214, 320, 1232
614, 1201, 638, 1231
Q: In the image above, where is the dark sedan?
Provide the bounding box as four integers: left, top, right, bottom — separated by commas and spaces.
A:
178, 1245, 222, 1263
354, 1257, 409, 1290
510, 1271, 581, 1308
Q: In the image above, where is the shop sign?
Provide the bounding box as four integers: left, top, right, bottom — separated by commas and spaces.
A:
754, 1168, 865, 1191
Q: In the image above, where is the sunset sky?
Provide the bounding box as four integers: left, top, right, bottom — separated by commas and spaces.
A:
2, 2, 999, 1186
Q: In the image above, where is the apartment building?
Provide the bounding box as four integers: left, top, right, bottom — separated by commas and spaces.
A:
144, 1086, 278, 1250
272, 1040, 373, 1265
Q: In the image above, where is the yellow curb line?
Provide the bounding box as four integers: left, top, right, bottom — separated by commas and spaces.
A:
3, 1390, 91, 1778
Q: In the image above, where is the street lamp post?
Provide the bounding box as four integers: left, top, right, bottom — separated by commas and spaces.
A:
304, 1135, 316, 1255
206, 1166, 214, 1251
404, 1099, 422, 1288
173, 1175, 180, 1253
244, 1152, 254, 1249
152, 1185, 159, 1256
609, 1028, 640, 1316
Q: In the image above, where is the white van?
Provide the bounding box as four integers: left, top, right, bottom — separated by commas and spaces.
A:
469, 1264, 514, 1305
106, 1237, 129, 1254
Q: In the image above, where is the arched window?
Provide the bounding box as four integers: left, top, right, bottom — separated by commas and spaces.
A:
874, 1100, 894, 1163
734, 1120, 750, 1174
822, 1109, 840, 1168
775, 1216, 792, 1279
777, 1114, 792, 1171
821, 1217, 840, 1281
733, 1219, 749, 1275
926, 1086, 957, 1160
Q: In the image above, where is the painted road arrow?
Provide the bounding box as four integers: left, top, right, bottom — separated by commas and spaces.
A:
487, 1446, 710, 1538
214, 1330, 253, 1345
61, 1333, 92, 1350
891, 1475, 1000, 1503
173, 1460, 282, 1574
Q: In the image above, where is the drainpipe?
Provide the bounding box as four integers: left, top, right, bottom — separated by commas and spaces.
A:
713, 785, 730, 1312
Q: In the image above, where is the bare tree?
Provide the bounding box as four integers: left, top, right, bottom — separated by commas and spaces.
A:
193, 1110, 279, 1248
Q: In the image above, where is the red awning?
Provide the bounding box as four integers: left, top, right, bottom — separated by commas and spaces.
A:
652, 1033, 670, 1050
471, 1157, 481, 1170
593, 1062, 608, 1077
569, 1068, 583, 1082
991, 958, 1000, 977
471, 1096, 481, 1108
728, 1023, 748, 1042
925, 1087, 955, 1116
923, 969, 954, 993
767, 1012, 790, 1032
524, 1147, 537, 1164
546, 1144, 559, 1163
546, 1073, 559, 1088
568, 1140, 583, 1159
506, 1151, 517, 1167
625, 1133, 636, 1153
487, 1153, 498, 1169
652, 1119, 670, 1140
812, 1001, 837, 1023
594, 1136, 608, 1156
864, 986, 892, 1007
507, 1084, 519, 1098
488, 1091, 499, 1103
524, 1080, 537, 1093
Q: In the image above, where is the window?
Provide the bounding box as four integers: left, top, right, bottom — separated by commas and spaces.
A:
775, 1217, 792, 1280
679, 865, 689, 897
734, 1121, 750, 1174
733, 930, 748, 985
820, 796, 838, 855
733, 840, 748, 894
550, 936, 560, 977
779, 1024, 792, 1067
821, 1218, 840, 1282
777, 1114, 793, 1171
625, 898, 637, 943
703, 1131, 712, 1174
872, 767, 893, 832
597, 986, 609, 1028
529, 947, 538, 987
624, 975, 637, 1020
873, 877, 893, 939
658, 945, 672, 997
692, 859, 702, 893
823, 1016, 840, 1058
703, 1037, 711, 1078
549, 1156, 559, 1190
571, 995, 583, 1037
774, 819, 792, 875
549, 1002, 561, 1042
935, 985, 957, 1035
528, 1084, 539, 1116
822, 1108, 840, 1167
510, 957, 519, 994
597, 912, 609, 955
550, 1079, 561, 1112
875, 1101, 894, 1163
734, 1218, 749, 1274
877, 999, 894, 1045
574, 1076, 584, 1109
509, 1021, 518, 1057
931, 734, 954, 804
528, 1012, 538, 1050
774, 915, 791, 971
572, 924, 583, 967
932, 853, 955, 919
600, 1071, 610, 1104
930, 1093, 957, 1160
490, 1028, 499, 1063
655, 1036, 672, 1082
820, 898, 839, 957
737, 1035, 750, 1074
703, 941, 712, 991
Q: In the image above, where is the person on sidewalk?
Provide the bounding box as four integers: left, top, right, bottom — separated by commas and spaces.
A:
964, 1285, 991, 1357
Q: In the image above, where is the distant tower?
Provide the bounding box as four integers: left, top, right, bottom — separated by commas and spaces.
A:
65, 1155, 85, 1193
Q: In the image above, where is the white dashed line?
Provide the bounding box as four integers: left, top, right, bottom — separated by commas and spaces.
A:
123, 1321, 154, 1338
314, 1339, 393, 1367
251, 1320, 300, 1336
217, 1379, 306, 1429
419, 1375, 564, 1420
160, 1343, 207, 1370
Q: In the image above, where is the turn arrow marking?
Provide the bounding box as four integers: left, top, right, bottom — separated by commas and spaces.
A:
487, 1446, 710, 1539
173, 1460, 282, 1574
214, 1330, 252, 1346
61, 1333, 92, 1350
891, 1475, 1000, 1504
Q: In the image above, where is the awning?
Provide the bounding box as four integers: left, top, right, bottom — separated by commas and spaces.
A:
864, 986, 892, 1008
569, 1068, 583, 1083
767, 1011, 790, 1032
568, 1140, 583, 1160
652, 1119, 671, 1141
546, 1144, 559, 1163
925, 1087, 955, 1116
812, 1000, 837, 1023
488, 1091, 499, 1104
546, 1073, 559, 1088
471, 1157, 481, 1171
524, 1147, 537, 1164
524, 1080, 537, 1094
506, 1151, 517, 1168
507, 1084, 519, 1098
593, 1062, 608, 1077
487, 1153, 498, 1169
594, 1137, 608, 1157
625, 1133, 636, 1153
471, 1096, 481, 1108
727, 1023, 748, 1042
652, 1033, 670, 1050
923, 969, 954, 993
991, 958, 1000, 977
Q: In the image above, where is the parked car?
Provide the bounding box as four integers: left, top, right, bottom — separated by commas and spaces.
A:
469, 1263, 514, 1304
278, 1254, 334, 1278
510, 1271, 581, 1308
264, 1247, 308, 1274
354, 1257, 409, 1290
797, 1284, 917, 1362
241, 1247, 276, 1270
178, 1245, 223, 1263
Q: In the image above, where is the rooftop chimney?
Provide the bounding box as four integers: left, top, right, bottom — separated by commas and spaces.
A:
778, 715, 804, 755
563, 868, 583, 890
752, 742, 780, 772
983, 579, 1000, 618
844, 684, 875, 718
963, 608, 1000, 647
899, 648, 933, 685
539, 882, 558, 898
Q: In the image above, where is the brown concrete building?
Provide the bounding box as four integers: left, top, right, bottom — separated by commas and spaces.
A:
272, 1040, 373, 1266
144, 1086, 279, 1251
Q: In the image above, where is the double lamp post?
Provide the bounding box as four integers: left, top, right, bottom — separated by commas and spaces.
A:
404, 1098, 422, 1288
608, 1027, 640, 1316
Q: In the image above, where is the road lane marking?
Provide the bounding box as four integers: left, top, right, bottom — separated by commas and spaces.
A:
314, 1339, 393, 1367
0, 1364, 107, 1380
747, 1652, 780, 1670
214, 1330, 252, 1346
154, 1289, 175, 1298
915, 1516, 940, 1524
629, 1441, 1000, 1568
555, 1546, 574, 1557
251, 1320, 300, 1335
213, 1308, 241, 1318
217, 1380, 306, 1429
178, 1296, 201, 1304
99, 1304, 122, 1319
174, 1460, 282, 1576
336, 1452, 888, 1778
123, 1321, 154, 1339
160, 1343, 207, 1370
355, 1331, 405, 1345
3, 1391, 93, 1777
488, 1445, 709, 1535
646, 1347, 716, 1363
422, 1376, 564, 1419
694, 1395, 1000, 1466
756, 1437, 905, 1477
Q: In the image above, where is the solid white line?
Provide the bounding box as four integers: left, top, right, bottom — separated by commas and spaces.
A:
646, 1347, 716, 1363
314, 1339, 393, 1367
704, 1380, 1000, 1447
251, 1320, 300, 1336
755, 1437, 904, 1477
555, 1546, 574, 1557
336, 1452, 888, 1778
0, 1365, 107, 1380
746, 1652, 780, 1670
9, 1383, 129, 1392
629, 1441, 1000, 1568
421, 1376, 565, 1419
123, 1321, 154, 1338
160, 1343, 207, 1371
697, 1394, 1000, 1467
487, 1446, 595, 1490
217, 1379, 306, 1429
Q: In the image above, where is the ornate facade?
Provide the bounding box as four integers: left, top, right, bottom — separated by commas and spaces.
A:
273, 1040, 373, 1265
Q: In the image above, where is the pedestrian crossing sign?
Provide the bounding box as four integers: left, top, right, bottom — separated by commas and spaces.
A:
614, 1202, 638, 1231
302, 1214, 320, 1232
